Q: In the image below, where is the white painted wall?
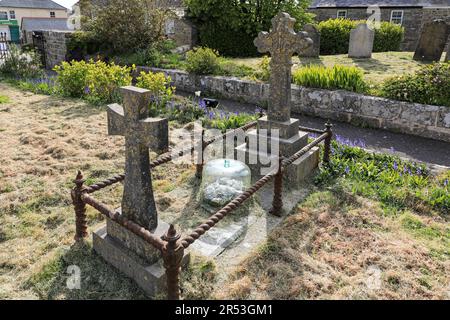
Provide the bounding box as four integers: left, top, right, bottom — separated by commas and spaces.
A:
0, 7, 68, 28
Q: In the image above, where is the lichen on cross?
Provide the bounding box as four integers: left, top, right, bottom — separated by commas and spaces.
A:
254, 12, 313, 122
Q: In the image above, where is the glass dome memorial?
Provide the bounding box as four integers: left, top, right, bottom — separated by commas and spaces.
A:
201, 159, 251, 208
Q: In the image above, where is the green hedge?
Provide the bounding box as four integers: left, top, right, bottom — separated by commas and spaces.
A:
318, 19, 404, 55
198, 24, 258, 57
381, 62, 450, 107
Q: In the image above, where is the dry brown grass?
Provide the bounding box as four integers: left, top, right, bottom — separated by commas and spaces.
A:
0, 83, 242, 299
219, 191, 449, 300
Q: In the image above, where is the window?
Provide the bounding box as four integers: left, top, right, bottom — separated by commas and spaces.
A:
9, 11, 15, 19
50, 11, 56, 18
337, 10, 347, 19
0, 11, 7, 20
390, 10, 404, 25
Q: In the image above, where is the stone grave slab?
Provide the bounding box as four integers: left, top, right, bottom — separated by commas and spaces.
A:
348, 23, 374, 59
414, 19, 449, 62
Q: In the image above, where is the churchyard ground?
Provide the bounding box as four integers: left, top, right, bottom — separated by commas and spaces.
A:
0, 82, 448, 299
233, 51, 433, 85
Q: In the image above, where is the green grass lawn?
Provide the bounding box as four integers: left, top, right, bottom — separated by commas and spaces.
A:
232, 52, 429, 85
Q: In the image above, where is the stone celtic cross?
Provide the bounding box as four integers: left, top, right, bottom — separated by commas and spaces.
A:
108, 86, 168, 231
254, 12, 313, 122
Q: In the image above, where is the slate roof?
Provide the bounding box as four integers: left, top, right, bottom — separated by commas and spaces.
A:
310, 0, 450, 8
22, 17, 71, 31
0, 0, 67, 10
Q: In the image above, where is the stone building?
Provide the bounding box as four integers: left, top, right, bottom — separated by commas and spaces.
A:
75, 0, 197, 48
309, 0, 450, 51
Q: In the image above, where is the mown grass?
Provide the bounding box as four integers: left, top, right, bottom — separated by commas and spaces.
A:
233, 52, 427, 85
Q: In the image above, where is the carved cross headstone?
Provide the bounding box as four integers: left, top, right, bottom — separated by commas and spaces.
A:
108, 86, 168, 231
254, 12, 313, 123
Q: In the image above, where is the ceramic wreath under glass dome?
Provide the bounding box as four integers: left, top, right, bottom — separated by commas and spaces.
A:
201, 159, 251, 209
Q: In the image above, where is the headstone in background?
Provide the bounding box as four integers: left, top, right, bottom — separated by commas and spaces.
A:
299, 24, 320, 58
414, 19, 450, 62
348, 23, 375, 59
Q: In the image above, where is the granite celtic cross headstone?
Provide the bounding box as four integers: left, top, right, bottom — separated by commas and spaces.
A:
107, 86, 168, 230
237, 12, 320, 185
254, 12, 313, 122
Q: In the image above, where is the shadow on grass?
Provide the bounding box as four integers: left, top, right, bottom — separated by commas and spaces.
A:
25, 242, 148, 300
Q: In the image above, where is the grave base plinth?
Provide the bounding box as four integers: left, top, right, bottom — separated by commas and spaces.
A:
93, 211, 190, 298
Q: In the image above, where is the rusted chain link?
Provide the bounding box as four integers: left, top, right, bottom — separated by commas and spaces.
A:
298, 125, 326, 135
81, 193, 165, 251
85, 174, 125, 194
282, 132, 329, 169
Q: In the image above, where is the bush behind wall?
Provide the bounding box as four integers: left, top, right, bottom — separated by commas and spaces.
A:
318, 19, 404, 55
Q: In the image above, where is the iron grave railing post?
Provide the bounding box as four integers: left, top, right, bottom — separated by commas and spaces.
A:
269, 156, 283, 217
71, 171, 88, 241
162, 224, 184, 300
323, 121, 333, 165
196, 129, 205, 179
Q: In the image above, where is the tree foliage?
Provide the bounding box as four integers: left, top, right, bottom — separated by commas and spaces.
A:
82, 0, 173, 53
185, 0, 314, 57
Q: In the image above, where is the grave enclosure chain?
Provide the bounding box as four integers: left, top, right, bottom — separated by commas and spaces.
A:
71, 121, 333, 300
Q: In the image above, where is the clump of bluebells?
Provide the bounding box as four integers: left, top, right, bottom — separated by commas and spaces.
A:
315, 137, 449, 215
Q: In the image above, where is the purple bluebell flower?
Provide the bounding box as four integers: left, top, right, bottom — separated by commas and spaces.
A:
209, 111, 215, 120
393, 161, 398, 171
444, 179, 449, 187
84, 86, 91, 94
199, 99, 207, 110
345, 166, 350, 175
416, 168, 422, 176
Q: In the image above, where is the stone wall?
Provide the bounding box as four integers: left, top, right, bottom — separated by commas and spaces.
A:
139, 67, 450, 142
310, 7, 429, 51
41, 31, 73, 69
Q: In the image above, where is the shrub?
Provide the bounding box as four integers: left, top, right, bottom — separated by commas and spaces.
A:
0, 44, 43, 79
54, 60, 133, 104
253, 56, 271, 82
373, 22, 404, 52
381, 62, 450, 107
318, 19, 404, 55
136, 71, 175, 108
84, 0, 171, 53
217, 61, 255, 78
292, 65, 368, 93
186, 48, 220, 75
66, 31, 102, 61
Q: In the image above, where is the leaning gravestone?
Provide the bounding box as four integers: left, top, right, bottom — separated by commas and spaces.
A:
414, 19, 450, 62
299, 24, 320, 57
348, 23, 374, 58
236, 12, 320, 183
93, 86, 188, 297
